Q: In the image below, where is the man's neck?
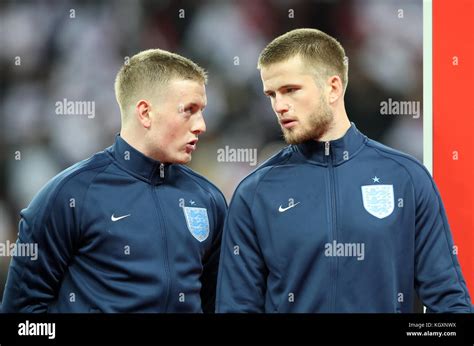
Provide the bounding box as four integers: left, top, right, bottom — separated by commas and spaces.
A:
120, 129, 150, 158
318, 112, 351, 142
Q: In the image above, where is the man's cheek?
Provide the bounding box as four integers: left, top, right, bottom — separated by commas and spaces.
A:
165, 131, 181, 149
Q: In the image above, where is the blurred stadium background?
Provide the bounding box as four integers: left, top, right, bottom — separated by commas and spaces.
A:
0, 0, 423, 299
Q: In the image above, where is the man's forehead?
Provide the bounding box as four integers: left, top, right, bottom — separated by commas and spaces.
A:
261, 57, 308, 81
167, 79, 206, 101
260, 58, 312, 91
169, 78, 205, 92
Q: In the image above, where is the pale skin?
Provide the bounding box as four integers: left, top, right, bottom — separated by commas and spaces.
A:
260, 55, 351, 143
121, 79, 207, 164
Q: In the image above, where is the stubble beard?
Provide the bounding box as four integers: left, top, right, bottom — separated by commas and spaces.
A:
282, 98, 334, 144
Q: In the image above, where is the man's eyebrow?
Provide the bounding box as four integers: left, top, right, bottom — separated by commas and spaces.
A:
279, 84, 301, 89
186, 102, 206, 109
264, 84, 301, 95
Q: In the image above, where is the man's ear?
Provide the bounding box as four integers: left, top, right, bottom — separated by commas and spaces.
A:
327, 75, 343, 104
135, 100, 152, 129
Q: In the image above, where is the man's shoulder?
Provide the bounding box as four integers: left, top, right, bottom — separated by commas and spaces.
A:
365, 138, 432, 182
174, 165, 227, 206
49, 150, 112, 191
26, 150, 113, 214
234, 145, 295, 192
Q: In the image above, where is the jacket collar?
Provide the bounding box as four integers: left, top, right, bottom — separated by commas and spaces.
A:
109, 134, 169, 185
295, 123, 366, 166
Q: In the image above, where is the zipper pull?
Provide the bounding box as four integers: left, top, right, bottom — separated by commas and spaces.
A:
159, 163, 165, 178
325, 142, 330, 156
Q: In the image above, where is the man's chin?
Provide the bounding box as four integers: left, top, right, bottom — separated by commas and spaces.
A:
175, 153, 192, 164
283, 129, 307, 145
282, 126, 328, 144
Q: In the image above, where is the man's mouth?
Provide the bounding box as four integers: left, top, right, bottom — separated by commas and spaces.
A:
185, 139, 198, 153
280, 118, 298, 129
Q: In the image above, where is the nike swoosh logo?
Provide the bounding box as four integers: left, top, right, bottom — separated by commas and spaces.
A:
278, 202, 300, 213
111, 214, 131, 222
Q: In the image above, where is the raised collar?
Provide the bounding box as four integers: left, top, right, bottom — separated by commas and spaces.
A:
296, 123, 366, 166
109, 134, 170, 185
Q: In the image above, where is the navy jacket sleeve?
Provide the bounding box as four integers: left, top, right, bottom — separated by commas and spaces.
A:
2, 177, 81, 313
216, 177, 268, 313
200, 189, 227, 313
411, 163, 473, 312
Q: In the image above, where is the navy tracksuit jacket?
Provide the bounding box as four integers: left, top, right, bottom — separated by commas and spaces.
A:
2, 135, 227, 313
216, 123, 473, 313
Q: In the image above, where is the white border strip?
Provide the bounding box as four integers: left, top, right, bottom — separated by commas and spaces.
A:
423, 0, 433, 175
422, 0, 433, 314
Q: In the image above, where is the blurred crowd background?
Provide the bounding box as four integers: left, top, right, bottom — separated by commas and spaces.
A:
0, 0, 423, 298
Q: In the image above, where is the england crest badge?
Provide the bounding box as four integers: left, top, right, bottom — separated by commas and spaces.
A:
361, 184, 394, 219
182, 206, 210, 242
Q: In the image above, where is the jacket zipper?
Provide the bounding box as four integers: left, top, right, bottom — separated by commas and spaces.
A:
325, 142, 338, 312
151, 163, 171, 312
160, 163, 165, 178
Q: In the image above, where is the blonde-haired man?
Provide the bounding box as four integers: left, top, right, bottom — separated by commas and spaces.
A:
216, 29, 472, 313
2, 49, 227, 313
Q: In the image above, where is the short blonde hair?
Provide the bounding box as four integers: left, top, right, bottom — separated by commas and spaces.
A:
114, 49, 207, 120
258, 28, 348, 91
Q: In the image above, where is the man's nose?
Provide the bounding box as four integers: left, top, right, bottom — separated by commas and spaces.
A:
191, 112, 206, 135
274, 96, 289, 115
